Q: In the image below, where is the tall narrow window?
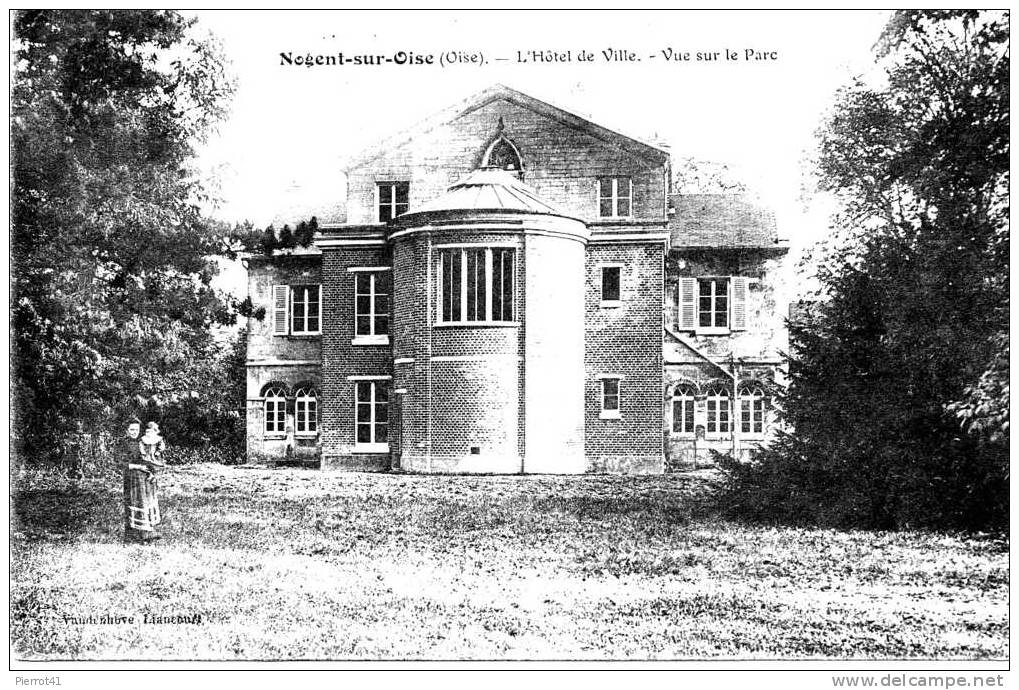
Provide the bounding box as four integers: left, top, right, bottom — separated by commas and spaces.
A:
601, 265, 621, 304
291, 285, 321, 334
672, 386, 696, 434
263, 386, 287, 435
294, 386, 318, 435
465, 248, 486, 322
600, 378, 621, 419
354, 272, 390, 339
598, 177, 632, 218
377, 182, 409, 222
698, 278, 729, 329
355, 381, 389, 449
438, 247, 516, 324
491, 248, 514, 321
740, 386, 766, 435
706, 387, 731, 434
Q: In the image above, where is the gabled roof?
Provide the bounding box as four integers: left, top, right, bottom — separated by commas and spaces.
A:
669, 194, 786, 251
410, 168, 573, 217
343, 84, 670, 171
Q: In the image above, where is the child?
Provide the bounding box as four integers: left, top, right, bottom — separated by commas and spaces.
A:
139, 421, 167, 472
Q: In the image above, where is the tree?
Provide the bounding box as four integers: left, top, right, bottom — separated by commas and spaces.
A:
719, 10, 1008, 531
11, 10, 237, 463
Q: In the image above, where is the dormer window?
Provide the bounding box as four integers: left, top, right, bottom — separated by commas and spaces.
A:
481, 136, 523, 175
377, 182, 409, 222
598, 177, 632, 218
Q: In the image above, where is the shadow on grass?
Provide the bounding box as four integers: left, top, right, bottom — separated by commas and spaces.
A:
13, 485, 122, 540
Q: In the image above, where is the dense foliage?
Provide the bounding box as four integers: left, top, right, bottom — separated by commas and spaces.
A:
11, 10, 239, 465
719, 11, 1009, 531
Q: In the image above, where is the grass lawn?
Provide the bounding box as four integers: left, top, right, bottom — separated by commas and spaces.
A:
10, 464, 1009, 660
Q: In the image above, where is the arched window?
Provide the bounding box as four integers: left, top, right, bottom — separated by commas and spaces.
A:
263, 386, 287, 435
706, 386, 731, 434
671, 385, 696, 434
482, 136, 523, 173
739, 385, 767, 435
294, 386, 318, 436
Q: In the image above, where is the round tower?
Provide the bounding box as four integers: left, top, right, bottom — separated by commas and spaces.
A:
388, 169, 589, 473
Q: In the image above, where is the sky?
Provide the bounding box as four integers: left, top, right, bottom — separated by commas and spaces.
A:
191, 10, 891, 292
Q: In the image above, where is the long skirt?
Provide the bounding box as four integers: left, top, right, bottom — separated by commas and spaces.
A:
124, 464, 161, 542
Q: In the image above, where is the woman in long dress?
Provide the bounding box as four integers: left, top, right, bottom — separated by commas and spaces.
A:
121, 419, 163, 542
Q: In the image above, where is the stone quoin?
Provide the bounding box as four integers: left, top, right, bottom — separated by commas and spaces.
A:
243, 85, 789, 473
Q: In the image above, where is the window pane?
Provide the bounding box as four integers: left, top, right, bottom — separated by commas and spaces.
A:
599, 198, 614, 217
602, 266, 620, 302
375, 402, 388, 424
375, 384, 389, 404
465, 249, 484, 321
599, 178, 613, 198
355, 273, 369, 295
356, 382, 371, 403
356, 403, 371, 423
357, 423, 371, 444
443, 250, 461, 321
356, 295, 372, 316
374, 315, 389, 336
375, 423, 388, 444
672, 401, 682, 432
699, 280, 712, 297
307, 314, 319, 332
395, 182, 409, 205
616, 197, 631, 217
617, 178, 631, 199
495, 249, 514, 321
685, 401, 694, 431
375, 293, 389, 314
379, 203, 392, 223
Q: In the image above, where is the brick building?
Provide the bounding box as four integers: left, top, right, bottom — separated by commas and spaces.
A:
244, 85, 788, 472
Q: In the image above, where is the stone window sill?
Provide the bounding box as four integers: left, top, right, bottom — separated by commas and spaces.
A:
599, 410, 621, 420
434, 322, 519, 328
352, 335, 390, 346
353, 443, 390, 454
600, 300, 622, 309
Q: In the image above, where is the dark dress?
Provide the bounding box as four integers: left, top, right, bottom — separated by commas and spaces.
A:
119, 436, 161, 542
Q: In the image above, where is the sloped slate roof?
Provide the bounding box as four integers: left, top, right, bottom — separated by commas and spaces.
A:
410, 168, 573, 217
669, 194, 784, 249
343, 84, 669, 171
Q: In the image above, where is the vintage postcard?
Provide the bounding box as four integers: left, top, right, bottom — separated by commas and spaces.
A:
9, 8, 1009, 683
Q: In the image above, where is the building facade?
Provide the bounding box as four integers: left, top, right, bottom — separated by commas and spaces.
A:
244, 85, 788, 473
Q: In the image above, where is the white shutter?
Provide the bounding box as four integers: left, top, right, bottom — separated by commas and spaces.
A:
731, 277, 748, 331
679, 278, 696, 330
272, 285, 289, 335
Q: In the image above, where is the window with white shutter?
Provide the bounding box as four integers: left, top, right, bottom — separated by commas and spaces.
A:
678, 278, 697, 330
675, 276, 750, 333
272, 285, 289, 335
731, 277, 748, 331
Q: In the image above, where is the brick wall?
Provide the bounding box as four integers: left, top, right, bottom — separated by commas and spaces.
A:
346, 98, 667, 225
584, 242, 665, 473
319, 245, 393, 470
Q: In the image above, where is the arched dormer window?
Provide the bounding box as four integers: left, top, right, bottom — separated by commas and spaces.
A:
294, 386, 318, 436
482, 136, 523, 176
671, 385, 696, 435
739, 384, 767, 436
262, 385, 287, 435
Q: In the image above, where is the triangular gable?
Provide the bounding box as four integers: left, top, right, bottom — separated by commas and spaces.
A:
342, 84, 670, 171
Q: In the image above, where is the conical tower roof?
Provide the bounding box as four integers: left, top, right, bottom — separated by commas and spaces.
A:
410, 168, 574, 217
